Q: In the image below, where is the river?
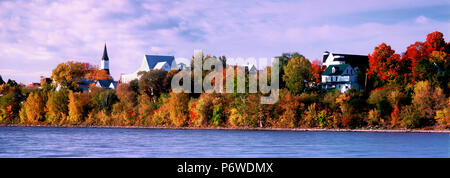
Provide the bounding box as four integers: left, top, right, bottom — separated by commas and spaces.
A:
0, 126, 448, 157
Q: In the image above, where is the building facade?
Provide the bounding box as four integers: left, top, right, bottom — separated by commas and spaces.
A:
321, 51, 368, 93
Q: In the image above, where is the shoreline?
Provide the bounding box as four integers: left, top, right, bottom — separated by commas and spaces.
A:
2, 124, 450, 133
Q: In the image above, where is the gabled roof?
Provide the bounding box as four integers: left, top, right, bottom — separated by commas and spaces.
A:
144, 55, 175, 69
96, 80, 114, 88
322, 64, 350, 76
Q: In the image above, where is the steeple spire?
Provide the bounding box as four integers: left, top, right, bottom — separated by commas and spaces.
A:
102, 43, 109, 61
100, 43, 110, 75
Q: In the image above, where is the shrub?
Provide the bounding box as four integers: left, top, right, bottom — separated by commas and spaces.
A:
244, 94, 264, 127
211, 104, 223, 126
193, 93, 215, 127
367, 109, 380, 127
90, 88, 117, 113
435, 98, 450, 128
277, 92, 301, 128
368, 87, 392, 118
228, 108, 245, 127
151, 103, 170, 126
302, 103, 319, 127
322, 90, 340, 112
400, 105, 423, 129
412, 81, 446, 121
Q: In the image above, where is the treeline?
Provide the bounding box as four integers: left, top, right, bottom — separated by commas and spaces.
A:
0, 31, 449, 129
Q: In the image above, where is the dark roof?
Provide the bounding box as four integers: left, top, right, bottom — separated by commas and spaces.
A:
323, 52, 368, 67
97, 80, 113, 88
322, 64, 350, 76
102, 44, 109, 61
144, 55, 175, 69
333, 53, 368, 67
78, 78, 96, 92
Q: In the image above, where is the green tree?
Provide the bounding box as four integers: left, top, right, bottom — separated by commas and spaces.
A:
0, 84, 23, 123
138, 70, 168, 98
282, 56, 313, 94
90, 87, 117, 112
46, 89, 69, 124
276, 52, 305, 88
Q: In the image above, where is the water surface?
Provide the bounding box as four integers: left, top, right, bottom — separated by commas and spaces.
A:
0, 126, 448, 157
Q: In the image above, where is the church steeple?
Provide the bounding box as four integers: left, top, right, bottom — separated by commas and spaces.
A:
100, 43, 110, 74
102, 44, 109, 61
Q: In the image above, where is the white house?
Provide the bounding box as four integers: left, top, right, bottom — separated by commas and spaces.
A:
321, 51, 368, 93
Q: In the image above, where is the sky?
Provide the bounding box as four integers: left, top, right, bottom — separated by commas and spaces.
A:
0, 0, 449, 84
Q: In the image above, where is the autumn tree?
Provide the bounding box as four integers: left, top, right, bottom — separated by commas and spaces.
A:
282, 56, 313, 94
412, 81, 446, 122
19, 92, 46, 124
367, 43, 404, 86
311, 59, 324, 84
84, 66, 111, 81
51, 61, 90, 90
113, 83, 139, 125
67, 91, 91, 124
168, 92, 190, 127
277, 90, 301, 128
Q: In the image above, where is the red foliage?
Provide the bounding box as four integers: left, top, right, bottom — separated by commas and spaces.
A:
390, 105, 400, 127
425, 31, 446, 52
367, 43, 402, 82
401, 31, 446, 83
311, 59, 324, 83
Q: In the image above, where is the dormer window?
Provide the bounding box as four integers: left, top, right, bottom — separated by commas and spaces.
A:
332, 67, 336, 74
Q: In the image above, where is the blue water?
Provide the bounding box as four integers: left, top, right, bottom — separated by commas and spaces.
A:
0, 126, 449, 158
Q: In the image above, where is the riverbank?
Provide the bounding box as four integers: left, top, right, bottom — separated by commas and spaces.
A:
2, 124, 450, 133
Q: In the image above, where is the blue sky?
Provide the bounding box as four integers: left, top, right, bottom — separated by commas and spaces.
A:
0, 0, 449, 84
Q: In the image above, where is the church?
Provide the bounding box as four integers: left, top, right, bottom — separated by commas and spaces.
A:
77, 44, 118, 92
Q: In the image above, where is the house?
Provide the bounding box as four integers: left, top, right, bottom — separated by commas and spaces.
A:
321, 51, 368, 93
120, 55, 177, 83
